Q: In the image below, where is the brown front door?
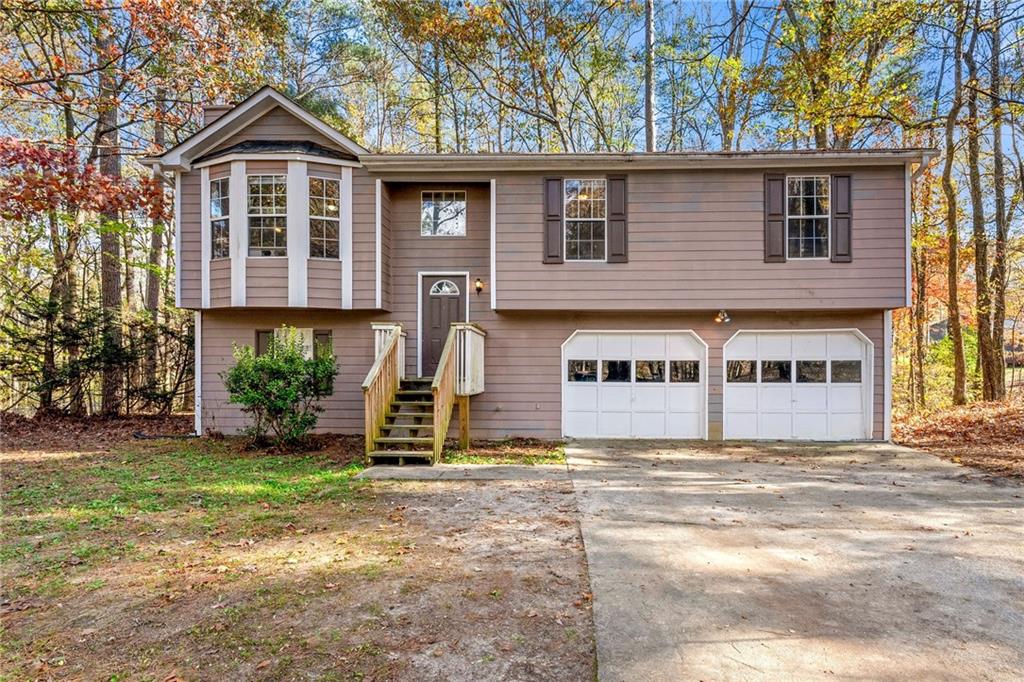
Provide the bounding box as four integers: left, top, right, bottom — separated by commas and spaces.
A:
421, 275, 467, 376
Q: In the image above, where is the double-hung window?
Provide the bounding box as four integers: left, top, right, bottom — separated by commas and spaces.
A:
247, 175, 287, 257
421, 190, 466, 236
564, 179, 606, 261
786, 176, 830, 258
210, 177, 230, 259
309, 177, 340, 259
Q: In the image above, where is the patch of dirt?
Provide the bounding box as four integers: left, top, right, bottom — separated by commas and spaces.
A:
894, 400, 1024, 479
1, 412, 194, 453
1, 447, 594, 680
445, 438, 565, 464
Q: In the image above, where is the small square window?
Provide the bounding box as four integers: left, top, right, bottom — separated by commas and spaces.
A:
421, 191, 466, 236
796, 360, 826, 383
670, 360, 700, 383
601, 360, 630, 383
727, 360, 756, 382
831, 360, 862, 383
634, 361, 665, 383
567, 360, 597, 382
760, 360, 792, 383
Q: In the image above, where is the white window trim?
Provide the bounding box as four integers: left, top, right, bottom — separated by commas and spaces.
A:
286, 161, 308, 307
785, 175, 831, 261
416, 271, 470, 378
246, 173, 289, 258
229, 162, 247, 306
559, 330, 709, 440
209, 176, 231, 260
420, 190, 468, 237
563, 178, 608, 263
308, 175, 342, 260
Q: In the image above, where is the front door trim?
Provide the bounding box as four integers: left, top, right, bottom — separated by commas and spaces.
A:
417, 271, 471, 378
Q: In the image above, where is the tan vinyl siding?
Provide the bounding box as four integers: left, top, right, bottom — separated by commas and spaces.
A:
308, 259, 342, 308
493, 165, 907, 310
351, 167, 379, 309
208, 106, 345, 154
178, 170, 202, 308
209, 259, 231, 307
199, 309, 885, 440
245, 258, 288, 306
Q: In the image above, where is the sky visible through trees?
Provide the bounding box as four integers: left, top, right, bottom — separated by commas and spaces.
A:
0, 0, 1022, 416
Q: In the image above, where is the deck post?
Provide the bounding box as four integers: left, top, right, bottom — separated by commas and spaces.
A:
458, 395, 470, 450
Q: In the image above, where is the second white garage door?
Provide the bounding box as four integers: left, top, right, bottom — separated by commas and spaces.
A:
723, 330, 874, 440
562, 331, 707, 439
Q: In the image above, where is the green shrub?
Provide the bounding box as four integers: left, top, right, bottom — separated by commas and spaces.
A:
222, 326, 337, 447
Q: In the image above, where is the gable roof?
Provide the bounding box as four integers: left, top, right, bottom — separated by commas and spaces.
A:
144, 86, 368, 170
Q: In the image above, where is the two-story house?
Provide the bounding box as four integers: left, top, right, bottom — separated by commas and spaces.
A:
145, 86, 934, 462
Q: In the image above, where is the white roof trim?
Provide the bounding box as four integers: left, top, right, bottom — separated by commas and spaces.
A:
147, 86, 367, 170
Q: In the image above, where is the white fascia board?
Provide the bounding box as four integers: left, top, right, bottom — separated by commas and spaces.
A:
193, 154, 361, 169
287, 160, 309, 307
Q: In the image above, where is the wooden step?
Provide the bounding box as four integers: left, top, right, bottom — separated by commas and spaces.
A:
368, 450, 434, 465
395, 389, 433, 397
391, 401, 433, 408
384, 412, 433, 421
374, 436, 433, 446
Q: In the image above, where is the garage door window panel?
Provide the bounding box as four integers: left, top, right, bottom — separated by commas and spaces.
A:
568, 360, 597, 382
761, 360, 792, 383
796, 360, 826, 383
727, 360, 756, 382
831, 360, 862, 383
634, 361, 665, 383
670, 360, 700, 383
602, 360, 631, 382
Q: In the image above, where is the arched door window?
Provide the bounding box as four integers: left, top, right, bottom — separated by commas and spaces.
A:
429, 279, 460, 296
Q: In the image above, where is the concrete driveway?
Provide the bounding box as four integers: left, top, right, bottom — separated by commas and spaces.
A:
567, 441, 1024, 681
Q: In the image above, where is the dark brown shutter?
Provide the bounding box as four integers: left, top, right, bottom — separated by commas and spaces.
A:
606, 175, 628, 263
831, 174, 852, 263
543, 177, 564, 263
764, 173, 786, 263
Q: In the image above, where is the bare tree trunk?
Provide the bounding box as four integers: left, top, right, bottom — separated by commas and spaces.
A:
644, 0, 655, 152
989, 1, 1008, 398
144, 92, 166, 402
432, 44, 442, 153
97, 27, 123, 416
941, 2, 969, 406
965, 36, 996, 400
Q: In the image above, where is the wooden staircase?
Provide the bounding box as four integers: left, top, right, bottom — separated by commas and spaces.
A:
362, 322, 486, 466
367, 378, 436, 465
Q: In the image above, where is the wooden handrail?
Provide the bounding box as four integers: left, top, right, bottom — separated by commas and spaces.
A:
430, 325, 459, 463
362, 325, 403, 460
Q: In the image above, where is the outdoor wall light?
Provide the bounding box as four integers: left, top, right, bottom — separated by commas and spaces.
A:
714, 309, 731, 324
475, 278, 485, 294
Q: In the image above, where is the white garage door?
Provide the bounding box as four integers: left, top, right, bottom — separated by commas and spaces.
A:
562, 331, 707, 439
723, 331, 873, 440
